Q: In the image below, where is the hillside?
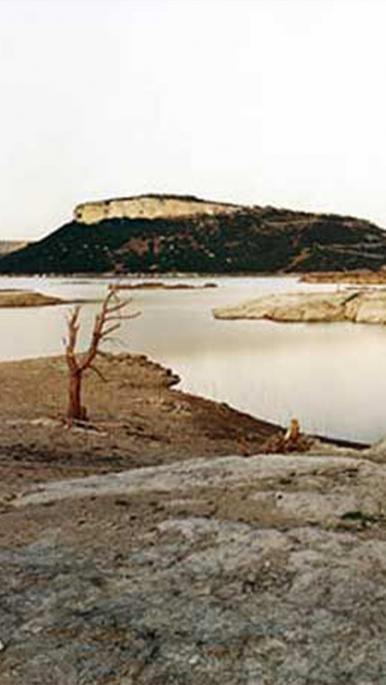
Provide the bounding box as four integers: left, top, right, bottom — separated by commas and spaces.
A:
1, 194, 386, 274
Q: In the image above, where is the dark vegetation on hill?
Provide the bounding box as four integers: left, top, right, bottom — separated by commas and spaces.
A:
1, 205, 386, 274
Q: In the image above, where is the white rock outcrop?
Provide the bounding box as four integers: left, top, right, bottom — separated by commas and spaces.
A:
213, 290, 386, 324
74, 194, 241, 224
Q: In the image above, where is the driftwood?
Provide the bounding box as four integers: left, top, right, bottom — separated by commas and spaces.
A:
260, 418, 312, 454
284, 418, 300, 445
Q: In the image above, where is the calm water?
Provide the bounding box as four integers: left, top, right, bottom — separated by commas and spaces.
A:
1, 274, 386, 444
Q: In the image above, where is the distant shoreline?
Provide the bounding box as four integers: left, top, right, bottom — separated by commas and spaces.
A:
0, 271, 301, 280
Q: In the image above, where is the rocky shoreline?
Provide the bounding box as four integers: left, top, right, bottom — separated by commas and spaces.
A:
111, 281, 218, 290
214, 289, 386, 324
301, 269, 386, 285
1, 352, 385, 683
0, 290, 66, 307
0, 352, 280, 497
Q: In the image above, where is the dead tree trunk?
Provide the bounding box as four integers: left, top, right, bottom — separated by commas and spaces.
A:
68, 370, 86, 421
283, 418, 300, 448
64, 288, 139, 423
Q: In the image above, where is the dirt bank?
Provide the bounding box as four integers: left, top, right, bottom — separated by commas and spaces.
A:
0, 352, 279, 500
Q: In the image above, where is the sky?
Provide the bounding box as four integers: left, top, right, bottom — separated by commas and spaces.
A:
1, 0, 386, 239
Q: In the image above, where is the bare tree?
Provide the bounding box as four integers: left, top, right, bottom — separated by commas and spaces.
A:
64, 287, 139, 423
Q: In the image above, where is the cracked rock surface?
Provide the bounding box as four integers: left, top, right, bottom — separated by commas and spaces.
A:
2, 453, 386, 684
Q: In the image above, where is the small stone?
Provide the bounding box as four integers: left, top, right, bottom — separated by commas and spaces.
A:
188, 655, 200, 665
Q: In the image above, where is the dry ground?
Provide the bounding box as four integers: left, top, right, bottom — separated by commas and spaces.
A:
0, 353, 277, 501
1, 355, 385, 684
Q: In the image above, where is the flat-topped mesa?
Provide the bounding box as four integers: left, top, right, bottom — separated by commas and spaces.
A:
74, 193, 242, 225
4, 197, 386, 275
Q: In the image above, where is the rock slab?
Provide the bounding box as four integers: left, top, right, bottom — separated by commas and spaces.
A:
214, 289, 386, 324
3, 453, 386, 683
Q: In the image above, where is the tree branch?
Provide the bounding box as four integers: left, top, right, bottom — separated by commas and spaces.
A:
64, 288, 141, 422
89, 365, 108, 382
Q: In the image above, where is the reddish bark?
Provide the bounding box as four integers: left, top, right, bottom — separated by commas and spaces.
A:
64, 288, 138, 423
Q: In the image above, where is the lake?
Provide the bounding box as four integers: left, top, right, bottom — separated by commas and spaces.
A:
1, 274, 386, 444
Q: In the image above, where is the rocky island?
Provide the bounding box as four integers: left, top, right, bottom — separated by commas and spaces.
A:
0, 290, 65, 307
213, 289, 386, 324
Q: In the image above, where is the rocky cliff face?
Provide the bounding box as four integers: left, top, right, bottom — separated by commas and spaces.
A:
0, 241, 27, 256
74, 194, 241, 224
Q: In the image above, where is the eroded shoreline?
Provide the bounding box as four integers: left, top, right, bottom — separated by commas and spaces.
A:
0, 352, 280, 498
0, 352, 385, 683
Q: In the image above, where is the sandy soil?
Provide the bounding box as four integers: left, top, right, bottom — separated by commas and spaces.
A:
0, 352, 278, 503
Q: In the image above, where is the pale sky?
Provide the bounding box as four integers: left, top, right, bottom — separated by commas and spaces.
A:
1, 0, 386, 239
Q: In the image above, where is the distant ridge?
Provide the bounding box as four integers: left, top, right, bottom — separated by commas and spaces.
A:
1, 194, 386, 275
